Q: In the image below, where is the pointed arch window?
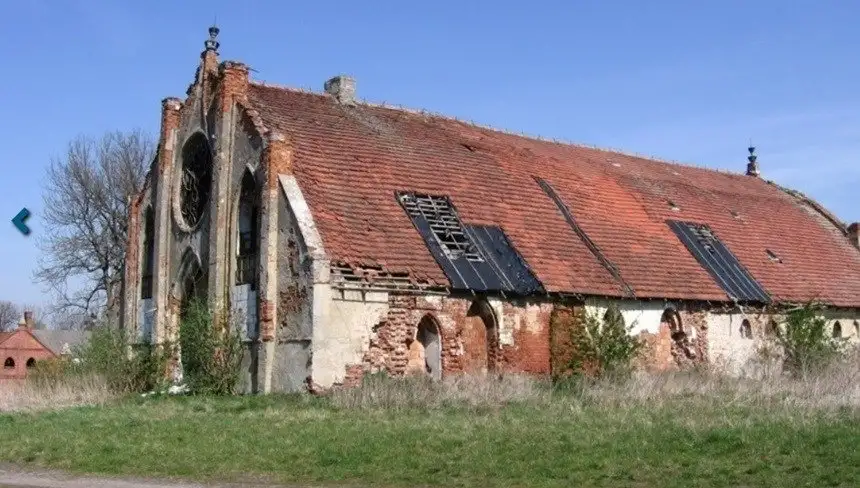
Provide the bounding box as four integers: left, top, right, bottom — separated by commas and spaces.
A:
140, 206, 155, 299
236, 170, 259, 289
832, 321, 842, 338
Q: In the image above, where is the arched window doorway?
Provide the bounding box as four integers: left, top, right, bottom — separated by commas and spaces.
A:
661, 308, 697, 360
4, 358, 14, 369
26, 358, 35, 368
141, 206, 155, 299
235, 170, 259, 290
417, 314, 442, 380
832, 321, 842, 338
766, 320, 780, 338
740, 319, 753, 339
603, 307, 625, 328
175, 250, 208, 318
462, 300, 498, 374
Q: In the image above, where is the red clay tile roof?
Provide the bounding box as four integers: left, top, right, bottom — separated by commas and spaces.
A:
247, 83, 860, 307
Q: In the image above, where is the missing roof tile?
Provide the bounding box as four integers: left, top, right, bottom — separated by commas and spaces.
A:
667, 200, 681, 212
766, 249, 782, 263
399, 193, 482, 261
731, 210, 741, 219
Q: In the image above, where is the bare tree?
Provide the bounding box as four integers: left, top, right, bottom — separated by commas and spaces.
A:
0, 301, 21, 331
35, 130, 154, 325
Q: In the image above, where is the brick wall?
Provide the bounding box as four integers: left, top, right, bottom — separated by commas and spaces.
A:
346, 294, 555, 383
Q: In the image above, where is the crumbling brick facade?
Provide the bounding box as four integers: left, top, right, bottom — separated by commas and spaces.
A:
338, 294, 555, 385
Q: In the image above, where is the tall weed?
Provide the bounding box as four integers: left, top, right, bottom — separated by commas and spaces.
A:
178, 298, 243, 395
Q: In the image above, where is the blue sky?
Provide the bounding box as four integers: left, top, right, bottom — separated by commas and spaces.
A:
0, 0, 858, 310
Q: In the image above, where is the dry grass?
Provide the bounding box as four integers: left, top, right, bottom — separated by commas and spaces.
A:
331, 352, 860, 414
0, 374, 114, 413
331, 372, 549, 410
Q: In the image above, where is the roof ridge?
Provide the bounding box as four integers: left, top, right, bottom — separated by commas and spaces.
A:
767, 181, 847, 232
249, 80, 749, 178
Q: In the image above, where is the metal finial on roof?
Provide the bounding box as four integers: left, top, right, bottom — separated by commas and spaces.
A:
204, 24, 220, 52
746, 144, 760, 177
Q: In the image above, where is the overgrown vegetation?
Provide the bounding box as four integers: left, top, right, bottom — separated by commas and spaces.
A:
178, 298, 244, 395
769, 302, 848, 378
21, 298, 244, 399
1, 369, 858, 487
27, 327, 169, 395
552, 304, 643, 380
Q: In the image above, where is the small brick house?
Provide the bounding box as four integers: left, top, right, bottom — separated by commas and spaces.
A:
121, 27, 860, 393
0, 312, 88, 380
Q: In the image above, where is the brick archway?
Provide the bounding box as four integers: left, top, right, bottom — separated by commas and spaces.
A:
461, 300, 499, 375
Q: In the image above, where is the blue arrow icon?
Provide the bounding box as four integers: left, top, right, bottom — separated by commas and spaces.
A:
12, 208, 31, 236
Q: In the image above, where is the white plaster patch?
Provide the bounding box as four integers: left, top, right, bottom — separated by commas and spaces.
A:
312, 290, 391, 387
487, 298, 513, 346
422, 295, 444, 307
583, 298, 670, 335
706, 312, 760, 376
824, 311, 860, 342
230, 284, 258, 340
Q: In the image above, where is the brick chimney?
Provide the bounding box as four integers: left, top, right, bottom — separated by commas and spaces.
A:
746, 146, 760, 177
17, 310, 33, 330
849, 223, 860, 249
324, 75, 356, 105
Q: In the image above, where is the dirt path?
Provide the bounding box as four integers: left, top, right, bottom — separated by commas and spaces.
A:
0, 465, 329, 488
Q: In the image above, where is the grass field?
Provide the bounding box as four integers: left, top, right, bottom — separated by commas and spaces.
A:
0, 371, 858, 487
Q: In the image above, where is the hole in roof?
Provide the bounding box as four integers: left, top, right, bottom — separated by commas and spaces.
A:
399, 193, 483, 262
731, 210, 741, 219
461, 143, 477, 152
667, 200, 681, 211
766, 249, 782, 263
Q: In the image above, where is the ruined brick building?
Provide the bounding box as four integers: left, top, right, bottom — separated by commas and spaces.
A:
122, 27, 860, 393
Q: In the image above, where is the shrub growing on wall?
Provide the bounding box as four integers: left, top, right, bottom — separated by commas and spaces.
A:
178, 298, 244, 395
550, 304, 643, 380
774, 302, 846, 377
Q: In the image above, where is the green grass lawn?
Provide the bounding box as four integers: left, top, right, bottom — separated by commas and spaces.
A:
0, 389, 857, 488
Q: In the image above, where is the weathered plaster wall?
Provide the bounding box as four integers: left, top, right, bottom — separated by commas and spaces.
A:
317, 290, 391, 388
270, 190, 314, 392
584, 298, 709, 371
825, 311, 860, 343
276, 174, 329, 392
584, 299, 670, 335
706, 311, 774, 375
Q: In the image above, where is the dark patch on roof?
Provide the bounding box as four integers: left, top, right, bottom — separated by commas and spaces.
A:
667, 220, 770, 303
398, 192, 543, 295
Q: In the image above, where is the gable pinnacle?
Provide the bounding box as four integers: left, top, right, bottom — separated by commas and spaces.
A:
204, 25, 220, 52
